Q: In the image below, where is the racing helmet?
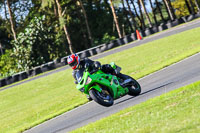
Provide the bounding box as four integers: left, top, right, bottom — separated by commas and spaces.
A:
67, 53, 80, 69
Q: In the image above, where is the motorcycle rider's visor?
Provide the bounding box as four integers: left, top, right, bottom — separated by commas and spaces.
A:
69, 61, 78, 67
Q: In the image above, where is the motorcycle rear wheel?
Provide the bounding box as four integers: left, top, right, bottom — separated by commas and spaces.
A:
127, 77, 141, 96
118, 73, 141, 96
89, 89, 113, 107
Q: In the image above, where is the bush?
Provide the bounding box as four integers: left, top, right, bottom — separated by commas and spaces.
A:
172, 0, 200, 17
0, 50, 17, 78
11, 15, 66, 72
93, 33, 116, 46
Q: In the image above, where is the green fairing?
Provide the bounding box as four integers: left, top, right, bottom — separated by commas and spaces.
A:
76, 67, 129, 100
76, 62, 141, 107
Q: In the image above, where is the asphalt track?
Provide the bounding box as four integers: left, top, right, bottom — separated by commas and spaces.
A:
2, 18, 200, 91
24, 19, 200, 133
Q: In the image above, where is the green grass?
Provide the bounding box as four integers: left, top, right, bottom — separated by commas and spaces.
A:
0, 27, 200, 133
71, 81, 200, 133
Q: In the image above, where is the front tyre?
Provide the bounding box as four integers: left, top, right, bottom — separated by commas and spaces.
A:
89, 89, 113, 107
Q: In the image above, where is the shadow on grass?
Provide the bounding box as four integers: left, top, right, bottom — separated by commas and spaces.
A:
114, 82, 174, 105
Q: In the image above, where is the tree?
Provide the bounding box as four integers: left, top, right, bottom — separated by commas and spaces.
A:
41, 0, 74, 53
11, 16, 63, 71
194, 0, 200, 12
0, 1, 11, 49
172, 0, 200, 17
188, 0, 195, 14
162, 0, 170, 19
55, 0, 74, 53
149, 0, 158, 25
167, 0, 176, 19
139, 0, 153, 27
53, 0, 58, 17
109, 0, 122, 38
6, 0, 17, 41
121, 0, 134, 32
155, 0, 165, 22
103, 0, 112, 15
172, 0, 192, 17
130, 0, 144, 29
74, 1, 89, 49
163, 0, 175, 20
125, 0, 137, 30
2, 0, 8, 20
185, 0, 192, 14
137, 0, 146, 29
77, 0, 93, 47
0, 49, 17, 77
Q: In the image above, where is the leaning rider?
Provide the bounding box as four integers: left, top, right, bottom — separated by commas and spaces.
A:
67, 53, 117, 101
67, 53, 116, 85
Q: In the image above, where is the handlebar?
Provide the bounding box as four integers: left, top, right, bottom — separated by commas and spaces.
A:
84, 62, 101, 74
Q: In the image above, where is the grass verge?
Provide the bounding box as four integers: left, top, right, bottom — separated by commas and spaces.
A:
0, 27, 200, 132
71, 81, 200, 133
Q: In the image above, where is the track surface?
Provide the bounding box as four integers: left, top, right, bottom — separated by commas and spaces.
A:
2, 18, 200, 91
25, 52, 200, 133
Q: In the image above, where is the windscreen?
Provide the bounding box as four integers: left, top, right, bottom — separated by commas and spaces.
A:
76, 71, 83, 83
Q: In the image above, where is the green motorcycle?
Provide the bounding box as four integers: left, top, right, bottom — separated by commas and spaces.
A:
76, 62, 141, 107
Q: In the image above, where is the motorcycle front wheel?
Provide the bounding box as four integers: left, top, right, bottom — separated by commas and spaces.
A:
89, 88, 113, 107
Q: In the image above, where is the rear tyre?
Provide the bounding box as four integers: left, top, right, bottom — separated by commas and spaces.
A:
89, 89, 113, 107
118, 73, 141, 96
127, 78, 141, 96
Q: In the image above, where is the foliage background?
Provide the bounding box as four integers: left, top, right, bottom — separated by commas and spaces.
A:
0, 0, 199, 78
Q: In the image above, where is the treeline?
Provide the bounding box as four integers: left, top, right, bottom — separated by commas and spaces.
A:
0, 0, 200, 78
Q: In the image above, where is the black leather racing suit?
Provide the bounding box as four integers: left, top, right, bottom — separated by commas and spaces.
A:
72, 58, 115, 84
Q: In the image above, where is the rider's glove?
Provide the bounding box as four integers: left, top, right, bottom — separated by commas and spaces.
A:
84, 63, 90, 68
94, 61, 101, 69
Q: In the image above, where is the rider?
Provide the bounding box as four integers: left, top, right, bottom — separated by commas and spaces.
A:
67, 53, 117, 101
67, 53, 116, 84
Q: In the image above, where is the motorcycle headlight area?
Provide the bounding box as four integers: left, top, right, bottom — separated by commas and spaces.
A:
85, 76, 92, 85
